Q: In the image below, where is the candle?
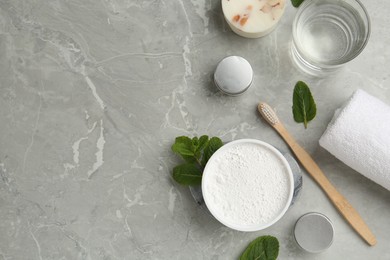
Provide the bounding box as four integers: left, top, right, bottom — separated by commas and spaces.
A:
222, 0, 286, 38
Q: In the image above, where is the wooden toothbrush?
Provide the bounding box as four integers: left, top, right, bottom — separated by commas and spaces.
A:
257, 102, 377, 246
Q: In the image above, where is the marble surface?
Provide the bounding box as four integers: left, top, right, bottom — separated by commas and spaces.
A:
1, 0, 390, 259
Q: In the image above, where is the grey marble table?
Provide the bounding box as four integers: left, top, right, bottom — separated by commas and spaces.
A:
1, 1, 390, 259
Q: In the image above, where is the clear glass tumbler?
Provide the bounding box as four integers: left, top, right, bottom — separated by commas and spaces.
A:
291, 0, 371, 77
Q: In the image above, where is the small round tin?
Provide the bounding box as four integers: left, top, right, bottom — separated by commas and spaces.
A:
294, 212, 334, 253
214, 56, 253, 96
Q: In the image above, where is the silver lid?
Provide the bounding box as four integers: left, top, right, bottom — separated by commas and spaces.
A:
214, 56, 253, 96
294, 212, 334, 253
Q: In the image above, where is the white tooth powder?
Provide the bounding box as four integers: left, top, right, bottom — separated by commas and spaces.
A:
203, 140, 292, 229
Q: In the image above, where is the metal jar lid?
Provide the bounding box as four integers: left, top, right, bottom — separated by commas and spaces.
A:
294, 212, 334, 253
214, 56, 253, 96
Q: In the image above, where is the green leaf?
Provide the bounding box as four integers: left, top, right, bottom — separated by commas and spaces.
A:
292, 81, 317, 129
196, 135, 209, 153
201, 137, 223, 167
192, 136, 199, 147
191, 136, 201, 159
193, 135, 209, 160
240, 236, 279, 260
180, 154, 197, 163
172, 163, 202, 186
291, 0, 305, 7
171, 136, 195, 161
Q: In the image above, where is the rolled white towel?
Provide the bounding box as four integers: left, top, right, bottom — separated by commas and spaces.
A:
319, 89, 390, 191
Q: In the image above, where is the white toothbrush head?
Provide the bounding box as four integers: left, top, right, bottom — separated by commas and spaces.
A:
258, 102, 279, 126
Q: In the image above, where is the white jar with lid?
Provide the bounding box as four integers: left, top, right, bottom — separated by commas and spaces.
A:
294, 212, 335, 253
214, 56, 253, 96
222, 0, 286, 38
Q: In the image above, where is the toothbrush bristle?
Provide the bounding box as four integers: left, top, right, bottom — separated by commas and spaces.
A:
258, 103, 279, 125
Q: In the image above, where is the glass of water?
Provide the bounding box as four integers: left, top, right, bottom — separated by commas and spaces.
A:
291, 0, 370, 77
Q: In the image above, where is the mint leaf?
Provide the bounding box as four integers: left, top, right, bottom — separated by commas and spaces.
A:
172, 163, 202, 185
240, 236, 279, 260
196, 135, 209, 153
180, 154, 197, 164
192, 136, 199, 148
292, 81, 316, 129
291, 0, 305, 7
171, 136, 195, 160
201, 137, 223, 167
191, 136, 201, 159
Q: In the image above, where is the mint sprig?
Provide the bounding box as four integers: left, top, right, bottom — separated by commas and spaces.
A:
171, 135, 223, 186
240, 235, 279, 260
292, 81, 317, 129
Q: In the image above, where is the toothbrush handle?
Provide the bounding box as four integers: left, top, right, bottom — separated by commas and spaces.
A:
275, 123, 377, 246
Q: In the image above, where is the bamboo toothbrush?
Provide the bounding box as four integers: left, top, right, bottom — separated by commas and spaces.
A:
257, 102, 377, 246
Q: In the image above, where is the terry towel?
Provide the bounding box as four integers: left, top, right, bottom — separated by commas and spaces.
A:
319, 89, 390, 191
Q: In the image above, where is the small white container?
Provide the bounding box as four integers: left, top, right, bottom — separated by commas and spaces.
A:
294, 212, 334, 253
214, 56, 253, 96
202, 139, 294, 232
222, 0, 286, 38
